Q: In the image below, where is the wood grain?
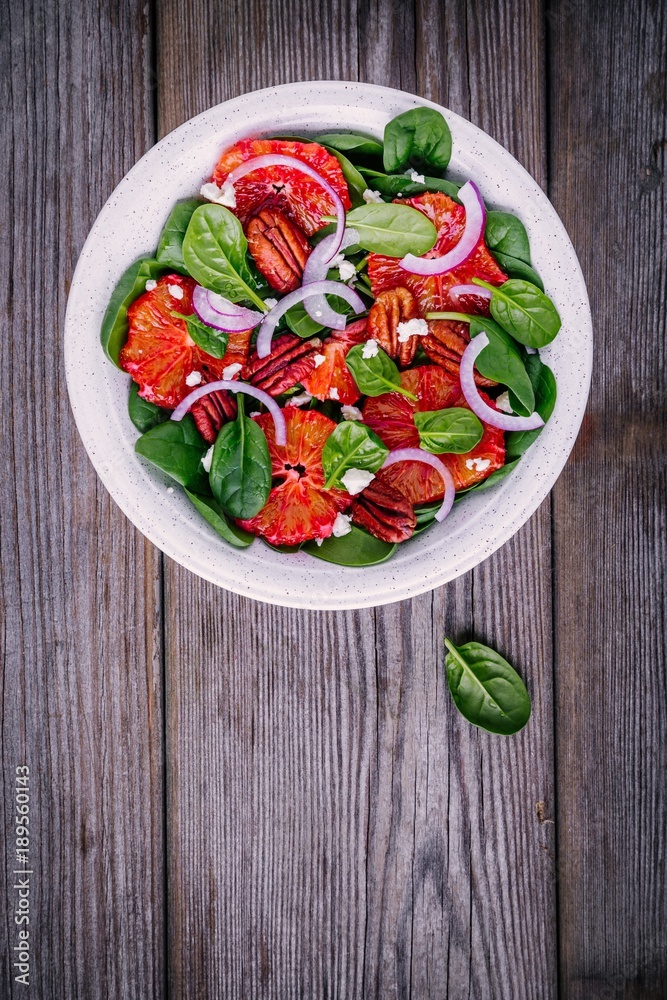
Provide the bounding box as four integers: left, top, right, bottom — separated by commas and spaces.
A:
0, 1, 164, 997
549, 1, 667, 997
159, 1, 557, 997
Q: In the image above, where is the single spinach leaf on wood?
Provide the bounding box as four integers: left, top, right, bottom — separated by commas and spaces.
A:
135, 415, 209, 492
303, 526, 396, 565
414, 408, 484, 454
128, 381, 170, 433
322, 421, 389, 490
182, 204, 266, 310
101, 257, 165, 366
209, 398, 271, 518
184, 489, 254, 547
468, 316, 535, 416
491, 250, 544, 292
475, 277, 561, 348
506, 358, 557, 458
156, 198, 202, 272
444, 638, 531, 735
172, 311, 228, 359
345, 344, 417, 400
342, 204, 437, 256
485, 211, 531, 264
360, 167, 462, 203
383, 107, 452, 175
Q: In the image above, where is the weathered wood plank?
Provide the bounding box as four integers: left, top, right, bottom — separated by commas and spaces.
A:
0, 2, 164, 997
549, 1, 667, 996
159, 1, 556, 997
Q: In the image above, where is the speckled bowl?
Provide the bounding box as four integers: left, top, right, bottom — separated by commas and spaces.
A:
64, 81, 592, 609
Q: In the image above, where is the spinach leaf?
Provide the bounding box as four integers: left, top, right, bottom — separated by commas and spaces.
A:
491, 251, 544, 292
345, 344, 417, 400
359, 167, 461, 202
341, 204, 437, 256
444, 637, 531, 735
209, 397, 271, 518
506, 358, 557, 458
156, 198, 201, 272
468, 316, 535, 416
469, 457, 521, 492
474, 277, 561, 348
303, 526, 396, 565
182, 204, 266, 310
172, 311, 228, 359
101, 257, 165, 367
315, 132, 384, 162
323, 146, 369, 207
135, 415, 209, 492
383, 107, 452, 175
414, 408, 484, 454
284, 293, 357, 338
485, 211, 531, 264
322, 421, 389, 489
128, 381, 170, 433
184, 489, 254, 547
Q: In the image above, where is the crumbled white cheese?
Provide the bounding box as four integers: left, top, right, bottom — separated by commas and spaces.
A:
341, 467, 375, 495
264, 298, 278, 309
338, 260, 356, 282
465, 457, 491, 472
495, 391, 513, 413
362, 338, 379, 359
248, 411, 260, 417
362, 188, 383, 203
332, 512, 353, 537
315, 537, 324, 546
409, 170, 425, 183
145, 279, 157, 291
222, 362, 243, 380
200, 181, 236, 208
396, 318, 428, 343
313, 353, 326, 368
166, 486, 174, 494
525, 346, 538, 355
341, 404, 363, 421
185, 370, 202, 386
330, 387, 340, 400
168, 283, 184, 300
286, 391, 313, 407
202, 445, 214, 473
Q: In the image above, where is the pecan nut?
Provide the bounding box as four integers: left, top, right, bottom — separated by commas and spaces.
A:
368, 287, 420, 366
242, 333, 323, 396
246, 208, 311, 293
422, 319, 496, 387
350, 478, 416, 543
191, 384, 237, 445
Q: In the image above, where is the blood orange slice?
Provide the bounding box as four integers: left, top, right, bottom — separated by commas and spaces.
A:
363, 365, 505, 501
302, 319, 368, 405
237, 408, 350, 546
368, 192, 506, 314
212, 139, 351, 235
119, 275, 236, 409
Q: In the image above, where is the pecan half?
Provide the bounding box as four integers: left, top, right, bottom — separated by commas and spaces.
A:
368, 287, 421, 367
190, 384, 237, 445
422, 319, 496, 387
351, 478, 417, 543
242, 333, 323, 396
247, 208, 311, 293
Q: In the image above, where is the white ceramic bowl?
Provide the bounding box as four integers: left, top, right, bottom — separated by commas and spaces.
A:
64, 81, 592, 609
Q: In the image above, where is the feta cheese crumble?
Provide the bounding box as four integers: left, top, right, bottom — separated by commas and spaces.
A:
465, 457, 491, 472
145, 279, 157, 291
313, 353, 326, 368
330, 387, 340, 400
341, 404, 363, 421
332, 512, 353, 537
409, 170, 425, 183
495, 391, 513, 413
396, 318, 428, 343
286, 391, 313, 407
222, 362, 243, 380
362, 338, 379, 359
264, 298, 278, 309
341, 468, 375, 495
168, 283, 184, 300
185, 370, 202, 386
200, 181, 236, 208
362, 188, 383, 204
202, 445, 214, 473
338, 260, 356, 282
166, 486, 174, 494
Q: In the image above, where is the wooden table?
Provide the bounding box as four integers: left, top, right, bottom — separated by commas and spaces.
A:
2, 1, 665, 996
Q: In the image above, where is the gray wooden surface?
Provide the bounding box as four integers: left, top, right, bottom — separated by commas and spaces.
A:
0, 0, 665, 998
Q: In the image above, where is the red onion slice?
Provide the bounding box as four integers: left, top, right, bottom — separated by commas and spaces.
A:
450, 283, 492, 306
381, 448, 456, 522
460, 333, 545, 431
192, 285, 264, 332
399, 180, 486, 276
171, 381, 286, 446
256, 280, 365, 358
302, 227, 360, 327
